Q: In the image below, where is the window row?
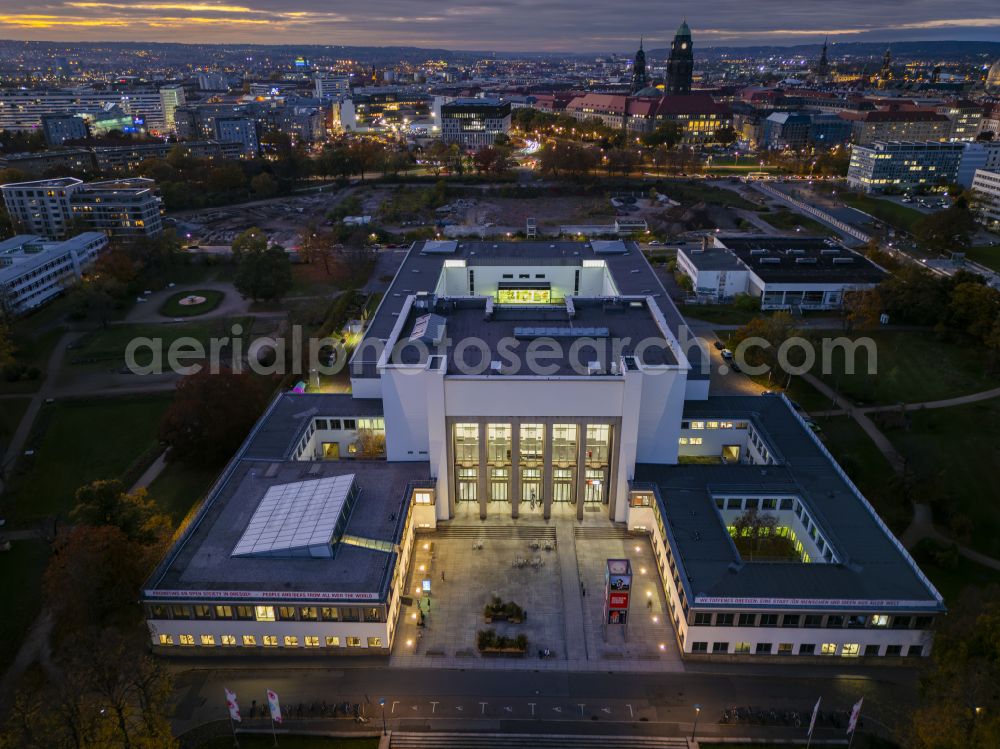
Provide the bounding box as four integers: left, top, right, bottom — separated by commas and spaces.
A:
682, 420, 746, 430
690, 641, 924, 657
691, 612, 932, 630
160, 634, 384, 648
149, 604, 385, 623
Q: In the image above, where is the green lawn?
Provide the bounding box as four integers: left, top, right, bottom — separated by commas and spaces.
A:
69, 316, 254, 368
158, 289, 225, 317
762, 208, 835, 236
817, 416, 911, 534
884, 398, 1000, 558
841, 193, 924, 234
964, 244, 1000, 273
912, 540, 1000, 605
662, 181, 761, 210
1, 395, 172, 525
147, 460, 221, 524
682, 305, 759, 326
0, 328, 65, 395
0, 540, 51, 670
0, 397, 30, 448
813, 331, 994, 406
196, 737, 377, 749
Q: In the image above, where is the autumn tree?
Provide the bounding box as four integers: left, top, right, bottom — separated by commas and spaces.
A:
70, 479, 171, 545
231, 225, 268, 258
235, 244, 292, 301
842, 288, 883, 331
728, 311, 806, 384
913, 198, 977, 252
159, 367, 272, 466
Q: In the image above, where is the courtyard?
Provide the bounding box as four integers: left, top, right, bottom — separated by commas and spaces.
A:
390, 505, 683, 672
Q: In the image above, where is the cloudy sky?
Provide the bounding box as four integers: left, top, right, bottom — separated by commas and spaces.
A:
0, 1, 997, 51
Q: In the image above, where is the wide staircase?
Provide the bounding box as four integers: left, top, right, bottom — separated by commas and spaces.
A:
390, 732, 690, 748
428, 524, 557, 540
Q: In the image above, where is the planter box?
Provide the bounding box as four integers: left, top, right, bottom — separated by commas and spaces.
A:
478, 647, 526, 657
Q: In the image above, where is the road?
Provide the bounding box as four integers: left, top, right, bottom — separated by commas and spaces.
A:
172, 661, 917, 742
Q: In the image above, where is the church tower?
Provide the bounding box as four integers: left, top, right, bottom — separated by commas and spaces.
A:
814, 37, 830, 79
630, 38, 649, 94
666, 20, 694, 95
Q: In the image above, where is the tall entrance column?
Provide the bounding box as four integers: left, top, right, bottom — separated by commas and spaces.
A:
542, 422, 553, 520
477, 421, 488, 520
510, 420, 521, 519
575, 423, 588, 521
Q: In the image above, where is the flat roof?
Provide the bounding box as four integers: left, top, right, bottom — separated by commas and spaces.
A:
718, 236, 888, 284
634, 395, 943, 611
391, 296, 679, 375
352, 239, 707, 380
678, 245, 745, 272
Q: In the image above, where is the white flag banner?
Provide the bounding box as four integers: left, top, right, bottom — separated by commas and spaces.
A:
847, 697, 863, 734
267, 689, 282, 724
808, 696, 821, 737
225, 688, 241, 723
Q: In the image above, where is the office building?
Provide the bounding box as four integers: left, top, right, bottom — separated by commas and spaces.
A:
970, 170, 1000, 230
440, 98, 511, 148
215, 117, 260, 158
41, 114, 88, 146
70, 178, 163, 238
0, 88, 168, 131
314, 73, 351, 100
2, 177, 163, 239
339, 90, 432, 131
197, 73, 230, 92
159, 85, 186, 133
0, 232, 108, 314
676, 236, 887, 309
847, 141, 964, 193
936, 100, 984, 141
0, 177, 83, 239
762, 112, 852, 150
955, 141, 1000, 188
143, 237, 941, 661
844, 110, 951, 146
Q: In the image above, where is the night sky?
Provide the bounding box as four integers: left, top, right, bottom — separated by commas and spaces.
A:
0, 1, 997, 51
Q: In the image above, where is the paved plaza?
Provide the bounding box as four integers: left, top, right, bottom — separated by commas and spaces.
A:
390, 503, 683, 672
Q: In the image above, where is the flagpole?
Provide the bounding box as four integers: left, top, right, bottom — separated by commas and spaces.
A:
268, 691, 278, 747
229, 713, 239, 748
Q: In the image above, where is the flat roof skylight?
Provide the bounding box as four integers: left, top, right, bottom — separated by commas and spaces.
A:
232, 475, 356, 559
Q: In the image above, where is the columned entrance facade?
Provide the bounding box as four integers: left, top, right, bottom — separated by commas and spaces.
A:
447, 417, 619, 521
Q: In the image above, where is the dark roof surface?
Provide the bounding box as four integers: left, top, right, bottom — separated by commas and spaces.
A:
718, 236, 888, 284
635, 395, 943, 611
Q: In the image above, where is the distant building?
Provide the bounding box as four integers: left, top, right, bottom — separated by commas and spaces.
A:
339, 90, 431, 131
762, 112, 851, 150
159, 85, 186, 133
970, 170, 1000, 230
847, 141, 964, 193
676, 236, 887, 310
812, 38, 831, 81
0, 232, 108, 314
0, 177, 83, 239
956, 141, 1000, 188
440, 98, 511, 148
197, 73, 229, 92
91, 140, 244, 172
845, 110, 951, 146
215, 116, 260, 157
935, 100, 984, 141
314, 73, 351, 100
41, 114, 88, 146
0, 88, 167, 131
666, 20, 694, 95
70, 178, 163, 238
0, 149, 96, 178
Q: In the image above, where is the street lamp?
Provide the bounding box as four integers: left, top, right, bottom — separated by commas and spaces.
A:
379, 697, 387, 735
691, 704, 701, 740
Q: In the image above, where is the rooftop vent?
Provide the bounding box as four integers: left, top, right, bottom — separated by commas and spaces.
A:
833, 257, 855, 264
409, 313, 446, 345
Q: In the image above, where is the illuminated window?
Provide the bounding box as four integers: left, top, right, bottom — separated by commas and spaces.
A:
346, 636, 362, 647
325, 636, 340, 647
821, 643, 837, 655
871, 615, 889, 627
255, 606, 275, 622
215, 605, 233, 619
200, 635, 216, 646
284, 636, 299, 647
305, 636, 320, 648
262, 635, 278, 647
158, 634, 174, 645
179, 634, 194, 646
300, 606, 318, 621
242, 635, 257, 646
221, 635, 236, 646
841, 643, 860, 657
368, 637, 383, 648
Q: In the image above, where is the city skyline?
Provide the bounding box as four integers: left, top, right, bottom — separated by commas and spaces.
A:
0, 1, 998, 51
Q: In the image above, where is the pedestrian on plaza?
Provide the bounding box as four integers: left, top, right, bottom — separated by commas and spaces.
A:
441, 571, 445, 582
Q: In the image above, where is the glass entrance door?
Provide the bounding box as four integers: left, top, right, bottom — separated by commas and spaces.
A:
552, 468, 575, 503
584, 468, 606, 504
521, 467, 541, 511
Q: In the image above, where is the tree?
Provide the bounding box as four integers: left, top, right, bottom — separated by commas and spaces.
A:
231, 226, 268, 258
70, 479, 171, 545
0, 320, 14, 369
946, 282, 1000, 342
728, 311, 805, 383
159, 367, 272, 466
842, 288, 882, 331
642, 122, 682, 148
913, 200, 977, 252
714, 126, 738, 146
730, 508, 781, 559
908, 586, 1000, 748
235, 245, 292, 301
250, 171, 278, 197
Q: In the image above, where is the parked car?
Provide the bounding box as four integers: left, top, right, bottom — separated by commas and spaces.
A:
713, 340, 725, 351
721, 349, 734, 360
730, 361, 742, 373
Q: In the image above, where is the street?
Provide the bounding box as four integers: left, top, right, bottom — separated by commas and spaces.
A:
172, 660, 918, 741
